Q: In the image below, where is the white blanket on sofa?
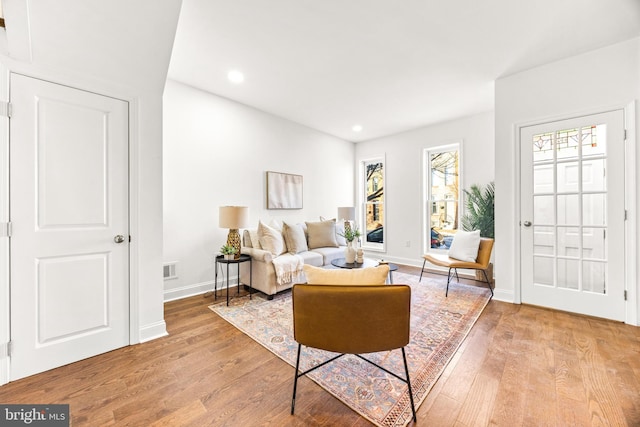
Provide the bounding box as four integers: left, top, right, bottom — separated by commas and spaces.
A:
272, 253, 305, 285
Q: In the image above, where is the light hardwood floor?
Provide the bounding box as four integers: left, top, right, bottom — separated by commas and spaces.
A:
1, 266, 639, 426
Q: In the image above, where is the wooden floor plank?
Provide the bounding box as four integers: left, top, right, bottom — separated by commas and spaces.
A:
0, 267, 638, 426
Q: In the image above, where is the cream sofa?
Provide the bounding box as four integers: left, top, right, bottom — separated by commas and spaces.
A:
239, 219, 349, 299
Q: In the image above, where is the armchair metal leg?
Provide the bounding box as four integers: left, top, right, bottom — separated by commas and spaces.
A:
481, 269, 494, 298
445, 267, 453, 297
419, 259, 427, 282
402, 348, 417, 422
291, 343, 302, 414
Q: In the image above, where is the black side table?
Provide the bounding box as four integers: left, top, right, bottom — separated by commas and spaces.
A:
214, 254, 252, 306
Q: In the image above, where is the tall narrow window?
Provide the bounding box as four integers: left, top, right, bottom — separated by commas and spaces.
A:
425, 144, 461, 251
361, 158, 385, 249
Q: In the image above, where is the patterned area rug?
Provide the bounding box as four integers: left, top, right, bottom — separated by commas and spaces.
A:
210, 272, 491, 427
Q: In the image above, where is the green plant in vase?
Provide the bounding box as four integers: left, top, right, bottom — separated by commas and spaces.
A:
220, 244, 238, 259
338, 225, 362, 243
338, 226, 361, 263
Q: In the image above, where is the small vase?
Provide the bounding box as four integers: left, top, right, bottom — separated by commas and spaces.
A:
224, 254, 234, 260
345, 241, 356, 263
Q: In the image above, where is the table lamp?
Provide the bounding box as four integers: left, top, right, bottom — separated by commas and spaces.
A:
337, 206, 355, 234
219, 206, 249, 259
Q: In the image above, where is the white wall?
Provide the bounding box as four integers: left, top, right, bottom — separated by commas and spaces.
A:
354, 111, 495, 266
162, 80, 355, 300
495, 37, 640, 324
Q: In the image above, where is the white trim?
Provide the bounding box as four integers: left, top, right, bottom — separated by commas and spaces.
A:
624, 101, 638, 326
163, 280, 216, 302
358, 155, 386, 252
138, 321, 168, 343
0, 62, 8, 386
422, 141, 463, 255
128, 96, 141, 344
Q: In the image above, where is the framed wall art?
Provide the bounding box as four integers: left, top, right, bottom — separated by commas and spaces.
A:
266, 171, 303, 209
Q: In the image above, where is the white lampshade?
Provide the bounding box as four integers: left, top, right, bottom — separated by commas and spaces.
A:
219, 206, 249, 229
337, 207, 355, 221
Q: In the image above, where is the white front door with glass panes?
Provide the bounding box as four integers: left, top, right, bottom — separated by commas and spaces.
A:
520, 110, 626, 321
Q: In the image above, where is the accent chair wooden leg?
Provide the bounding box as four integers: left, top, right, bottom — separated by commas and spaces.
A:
291, 343, 302, 414
419, 259, 427, 282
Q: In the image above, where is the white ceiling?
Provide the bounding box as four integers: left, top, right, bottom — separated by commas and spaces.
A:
168, 0, 640, 142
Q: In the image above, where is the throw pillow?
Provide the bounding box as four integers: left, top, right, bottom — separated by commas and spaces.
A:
448, 230, 481, 262
257, 221, 287, 256
283, 222, 309, 254
334, 220, 349, 246
305, 220, 339, 249
303, 264, 389, 285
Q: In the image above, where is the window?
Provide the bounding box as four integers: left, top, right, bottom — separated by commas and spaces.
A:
361, 158, 385, 249
424, 144, 461, 251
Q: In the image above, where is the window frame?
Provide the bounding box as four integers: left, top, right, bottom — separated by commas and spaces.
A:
423, 142, 463, 254
359, 155, 385, 252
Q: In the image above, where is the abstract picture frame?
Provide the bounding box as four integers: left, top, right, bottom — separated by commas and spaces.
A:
266, 171, 303, 209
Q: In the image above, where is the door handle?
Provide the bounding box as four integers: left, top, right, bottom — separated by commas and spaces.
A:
523, 221, 532, 227
114, 235, 126, 243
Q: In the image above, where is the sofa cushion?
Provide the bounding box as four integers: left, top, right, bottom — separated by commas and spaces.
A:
305, 219, 339, 249
303, 264, 389, 285
310, 246, 345, 265
335, 220, 347, 246
297, 250, 324, 267
243, 229, 263, 250
258, 221, 287, 256
448, 229, 481, 262
283, 222, 309, 254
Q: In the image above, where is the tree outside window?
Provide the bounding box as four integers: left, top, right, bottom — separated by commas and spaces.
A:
363, 159, 384, 247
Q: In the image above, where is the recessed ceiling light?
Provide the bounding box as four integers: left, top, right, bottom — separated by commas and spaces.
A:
227, 70, 245, 84
352, 125, 363, 132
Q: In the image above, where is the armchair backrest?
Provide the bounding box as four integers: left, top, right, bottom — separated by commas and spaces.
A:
476, 238, 494, 268
292, 284, 411, 354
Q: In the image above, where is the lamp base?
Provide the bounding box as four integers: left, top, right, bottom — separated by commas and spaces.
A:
227, 229, 241, 259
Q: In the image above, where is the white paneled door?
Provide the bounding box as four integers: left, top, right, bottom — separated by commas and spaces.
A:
520, 110, 626, 321
9, 74, 130, 380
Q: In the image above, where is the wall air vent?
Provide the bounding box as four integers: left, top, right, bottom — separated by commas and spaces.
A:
163, 262, 178, 280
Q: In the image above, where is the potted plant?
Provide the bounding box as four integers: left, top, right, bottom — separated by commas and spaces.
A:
338, 226, 362, 243
220, 244, 238, 260
461, 181, 494, 281
338, 226, 362, 263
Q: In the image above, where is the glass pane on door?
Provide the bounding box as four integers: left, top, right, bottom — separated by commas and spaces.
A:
531, 122, 609, 293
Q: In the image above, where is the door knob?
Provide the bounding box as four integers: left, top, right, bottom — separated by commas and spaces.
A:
114, 235, 126, 243
523, 221, 532, 227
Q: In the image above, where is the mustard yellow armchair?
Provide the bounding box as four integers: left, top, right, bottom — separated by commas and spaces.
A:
290, 284, 416, 422
420, 237, 494, 297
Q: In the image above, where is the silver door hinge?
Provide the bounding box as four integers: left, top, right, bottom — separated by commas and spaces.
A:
0, 341, 10, 357
624, 290, 627, 301
624, 129, 627, 141
0, 222, 10, 237
0, 101, 11, 118
624, 210, 628, 221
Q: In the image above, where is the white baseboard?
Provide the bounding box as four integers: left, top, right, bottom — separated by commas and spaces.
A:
163, 277, 240, 302
139, 320, 168, 343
